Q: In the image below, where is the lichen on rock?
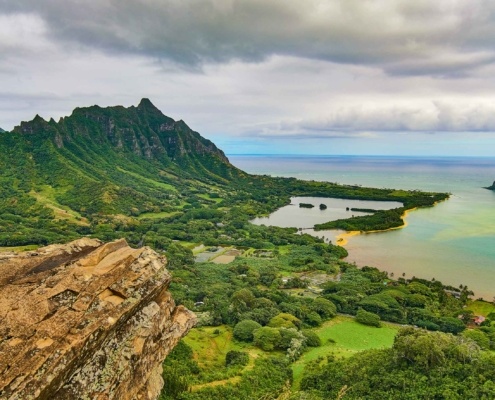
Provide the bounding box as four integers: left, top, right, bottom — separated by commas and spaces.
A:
0, 238, 195, 400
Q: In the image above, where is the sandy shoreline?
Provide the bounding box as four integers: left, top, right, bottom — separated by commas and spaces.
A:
335, 207, 418, 246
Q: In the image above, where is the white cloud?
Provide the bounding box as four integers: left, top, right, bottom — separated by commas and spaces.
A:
250, 101, 495, 138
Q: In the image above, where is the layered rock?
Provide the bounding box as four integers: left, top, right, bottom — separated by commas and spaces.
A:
0, 238, 195, 400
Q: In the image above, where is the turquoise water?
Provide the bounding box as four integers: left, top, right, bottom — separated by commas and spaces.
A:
230, 155, 495, 299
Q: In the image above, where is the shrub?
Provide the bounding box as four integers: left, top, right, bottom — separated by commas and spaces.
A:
356, 308, 381, 327
302, 330, 322, 347
312, 297, 337, 319
225, 350, 249, 367
304, 311, 323, 327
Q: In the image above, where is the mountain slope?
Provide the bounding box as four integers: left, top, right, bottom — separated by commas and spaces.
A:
0, 99, 250, 245
1, 99, 245, 215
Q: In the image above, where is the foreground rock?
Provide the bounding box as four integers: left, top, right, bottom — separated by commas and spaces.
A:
0, 238, 195, 400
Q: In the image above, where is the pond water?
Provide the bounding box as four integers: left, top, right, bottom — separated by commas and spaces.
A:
251, 196, 402, 230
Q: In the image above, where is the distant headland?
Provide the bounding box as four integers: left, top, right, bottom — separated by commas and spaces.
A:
485, 181, 495, 190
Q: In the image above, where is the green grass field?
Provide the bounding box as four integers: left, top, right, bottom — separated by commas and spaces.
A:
291, 316, 400, 389
30, 185, 89, 226
198, 193, 223, 204
116, 166, 177, 191
137, 211, 180, 220
466, 300, 495, 316
182, 325, 267, 390
182, 317, 400, 392
0, 244, 39, 253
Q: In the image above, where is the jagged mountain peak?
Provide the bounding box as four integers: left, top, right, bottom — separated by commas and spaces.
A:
137, 97, 160, 111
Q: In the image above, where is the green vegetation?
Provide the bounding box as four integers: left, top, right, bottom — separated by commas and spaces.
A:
1, 100, 488, 399
300, 327, 495, 399
299, 203, 314, 208
466, 300, 495, 316
355, 308, 381, 327
350, 207, 377, 213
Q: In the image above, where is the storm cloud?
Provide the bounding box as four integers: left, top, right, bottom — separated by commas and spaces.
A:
2, 0, 495, 76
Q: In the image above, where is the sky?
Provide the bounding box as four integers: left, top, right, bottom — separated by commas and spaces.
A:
2, 0, 495, 156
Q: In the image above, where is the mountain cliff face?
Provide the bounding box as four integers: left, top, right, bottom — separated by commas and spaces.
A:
7, 98, 239, 182
0, 238, 195, 400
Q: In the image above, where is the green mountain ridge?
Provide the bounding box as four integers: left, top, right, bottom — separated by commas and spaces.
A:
0, 99, 251, 245
1, 99, 244, 209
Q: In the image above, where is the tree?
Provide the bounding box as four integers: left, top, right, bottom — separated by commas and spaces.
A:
233, 319, 262, 342
268, 313, 302, 329
253, 327, 282, 351
231, 288, 256, 313
312, 297, 337, 319
462, 329, 490, 350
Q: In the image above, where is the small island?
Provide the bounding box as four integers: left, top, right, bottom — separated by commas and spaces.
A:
299, 203, 315, 208
350, 207, 377, 213
319, 203, 327, 210
485, 181, 495, 191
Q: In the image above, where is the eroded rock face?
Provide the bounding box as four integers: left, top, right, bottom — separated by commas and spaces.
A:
0, 238, 196, 400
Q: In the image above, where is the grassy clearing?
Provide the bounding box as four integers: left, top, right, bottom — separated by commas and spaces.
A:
0, 244, 39, 253
198, 193, 223, 204
466, 300, 495, 316
116, 167, 177, 191
137, 211, 180, 220
183, 325, 266, 390
291, 316, 400, 389
184, 326, 242, 368
30, 185, 89, 226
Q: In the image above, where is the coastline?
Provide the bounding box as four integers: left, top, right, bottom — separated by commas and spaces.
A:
335, 197, 449, 247
335, 207, 417, 246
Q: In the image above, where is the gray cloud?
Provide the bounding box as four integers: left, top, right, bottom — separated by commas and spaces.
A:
250, 101, 495, 138
2, 0, 495, 76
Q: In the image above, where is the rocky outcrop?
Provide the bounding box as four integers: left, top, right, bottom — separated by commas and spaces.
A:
485, 181, 495, 190
0, 238, 195, 400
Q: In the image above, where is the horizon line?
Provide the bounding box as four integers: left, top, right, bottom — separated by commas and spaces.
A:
227, 153, 495, 158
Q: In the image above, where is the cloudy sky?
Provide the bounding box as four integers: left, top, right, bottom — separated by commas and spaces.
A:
2, 0, 495, 156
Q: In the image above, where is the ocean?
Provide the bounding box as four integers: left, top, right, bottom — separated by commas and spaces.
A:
230, 155, 495, 300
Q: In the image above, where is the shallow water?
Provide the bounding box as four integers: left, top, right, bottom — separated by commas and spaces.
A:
231, 155, 495, 299
251, 196, 402, 229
